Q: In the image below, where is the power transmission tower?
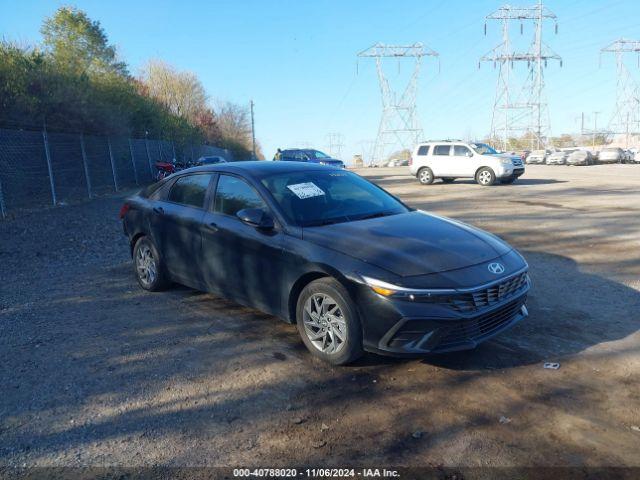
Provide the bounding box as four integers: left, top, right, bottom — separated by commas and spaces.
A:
600, 39, 640, 147
325, 132, 345, 158
358, 43, 438, 165
481, 1, 561, 151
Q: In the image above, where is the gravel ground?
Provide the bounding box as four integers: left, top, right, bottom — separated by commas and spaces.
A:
1, 164, 639, 470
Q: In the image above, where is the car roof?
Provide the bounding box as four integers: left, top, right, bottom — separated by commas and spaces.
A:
177, 160, 331, 178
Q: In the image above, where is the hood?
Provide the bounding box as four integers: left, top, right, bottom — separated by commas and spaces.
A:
302, 211, 511, 277
493, 153, 521, 162
312, 158, 343, 165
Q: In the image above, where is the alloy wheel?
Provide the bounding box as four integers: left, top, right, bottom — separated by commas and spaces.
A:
136, 244, 157, 286
419, 170, 432, 183
478, 170, 492, 185
303, 294, 347, 354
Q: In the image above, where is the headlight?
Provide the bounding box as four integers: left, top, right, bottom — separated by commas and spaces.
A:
319, 161, 328, 166
500, 158, 512, 165
360, 275, 455, 298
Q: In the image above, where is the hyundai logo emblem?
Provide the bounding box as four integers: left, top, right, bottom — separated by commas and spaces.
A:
488, 262, 505, 274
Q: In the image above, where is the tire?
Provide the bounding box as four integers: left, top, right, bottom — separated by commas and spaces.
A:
133, 236, 170, 291
441, 177, 455, 183
476, 167, 496, 186
500, 177, 517, 184
296, 278, 363, 365
417, 167, 434, 185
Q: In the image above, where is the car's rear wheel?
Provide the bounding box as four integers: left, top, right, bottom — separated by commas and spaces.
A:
133, 237, 170, 291
476, 167, 496, 186
296, 278, 363, 365
417, 167, 434, 185
441, 177, 455, 183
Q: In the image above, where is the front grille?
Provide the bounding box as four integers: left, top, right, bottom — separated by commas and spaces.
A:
434, 295, 527, 351
448, 272, 528, 313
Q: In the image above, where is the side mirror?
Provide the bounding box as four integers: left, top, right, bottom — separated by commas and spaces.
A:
237, 208, 274, 230
466, 151, 473, 157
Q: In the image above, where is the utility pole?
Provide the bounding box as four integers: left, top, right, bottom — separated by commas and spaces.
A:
358, 43, 439, 165
250, 100, 256, 159
600, 39, 640, 145
481, 1, 561, 151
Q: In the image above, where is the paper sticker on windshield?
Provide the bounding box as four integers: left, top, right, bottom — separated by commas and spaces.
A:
287, 182, 325, 199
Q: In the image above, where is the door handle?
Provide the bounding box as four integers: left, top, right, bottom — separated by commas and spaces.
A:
153, 206, 164, 215
205, 222, 218, 232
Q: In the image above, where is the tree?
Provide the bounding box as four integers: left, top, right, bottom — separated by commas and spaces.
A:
214, 101, 256, 159
41, 6, 127, 76
141, 60, 207, 123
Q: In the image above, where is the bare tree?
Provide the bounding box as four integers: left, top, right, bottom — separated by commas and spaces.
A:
141, 59, 207, 123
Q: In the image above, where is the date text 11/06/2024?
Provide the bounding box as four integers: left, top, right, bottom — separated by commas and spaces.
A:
233, 468, 400, 478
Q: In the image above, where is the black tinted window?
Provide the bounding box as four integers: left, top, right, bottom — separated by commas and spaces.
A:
168, 174, 212, 208
214, 175, 266, 216
453, 145, 471, 156
417, 145, 429, 155
434, 145, 451, 156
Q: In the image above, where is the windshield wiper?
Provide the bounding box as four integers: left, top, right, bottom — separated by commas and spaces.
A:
304, 216, 350, 227
357, 210, 396, 221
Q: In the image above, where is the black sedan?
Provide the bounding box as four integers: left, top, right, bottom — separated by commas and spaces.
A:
120, 161, 530, 365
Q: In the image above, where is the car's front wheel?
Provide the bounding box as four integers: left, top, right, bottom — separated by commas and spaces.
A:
296, 278, 363, 365
133, 236, 170, 291
417, 167, 434, 185
476, 167, 496, 186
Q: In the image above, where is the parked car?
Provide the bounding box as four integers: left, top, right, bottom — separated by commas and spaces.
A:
120, 161, 530, 365
277, 149, 345, 168
525, 150, 548, 164
566, 150, 594, 166
546, 150, 574, 165
195, 156, 227, 166
409, 141, 525, 186
598, 147, 624, 164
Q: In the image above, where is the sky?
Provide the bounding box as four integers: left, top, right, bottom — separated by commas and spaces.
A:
2, 0, 639, 162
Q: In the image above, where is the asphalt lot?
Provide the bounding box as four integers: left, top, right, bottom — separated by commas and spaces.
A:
1, 164, 639, 469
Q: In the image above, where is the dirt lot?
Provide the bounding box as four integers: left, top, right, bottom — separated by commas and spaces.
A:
1, 164, 639, 470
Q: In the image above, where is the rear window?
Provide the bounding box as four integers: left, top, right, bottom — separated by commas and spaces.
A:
168, 174, 212, 208
434, 145, 451, 156
417, 145, 430, 155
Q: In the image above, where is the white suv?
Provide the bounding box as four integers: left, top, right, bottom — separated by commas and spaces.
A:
409, 141, 525, 186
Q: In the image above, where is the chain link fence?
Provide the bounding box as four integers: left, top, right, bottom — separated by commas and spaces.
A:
0, 127, 231, 219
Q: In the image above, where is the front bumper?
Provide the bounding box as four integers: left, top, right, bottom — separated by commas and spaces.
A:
376, 293, 528, 354
356, 267, 531, 356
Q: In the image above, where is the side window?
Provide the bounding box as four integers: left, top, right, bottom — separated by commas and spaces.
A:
433, 145, 451, 156
167, 174, 212, 208
281, 151, 295, 161
417, 145, 430, 156
453, 145, 472, 157
214, 175, 267, 216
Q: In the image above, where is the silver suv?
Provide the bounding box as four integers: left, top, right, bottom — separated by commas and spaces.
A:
409, 141, 525, 186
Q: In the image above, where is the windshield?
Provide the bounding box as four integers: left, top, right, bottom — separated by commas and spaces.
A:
308, 150, 331, 159
470, 143, 498, 155
261, 170, 409, 227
